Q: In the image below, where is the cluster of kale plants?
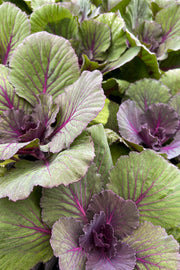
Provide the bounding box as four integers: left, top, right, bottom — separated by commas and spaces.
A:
0, 0, 180, 269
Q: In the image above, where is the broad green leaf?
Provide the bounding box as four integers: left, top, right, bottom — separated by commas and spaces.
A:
87, 124, 113, 184
89, 98, 110, 126
156, 4, 180, 59
9, 31, 80, 105
96, 12, 127, 61
108, 150, 180, 228
41, 163, 102, 227
79, 20, 111, 61
0, 132, 94, 201
47, 70, 105, 153
0, 189, 53, 270
160, 69, 180, 95
50, 217, 86, 270
160, 50, 180, 71
126, 30, 161, 78
0, 2, 30, 65
169, 94, 180, 118
81, 54, 106, 72
31, 0, 55, 10
30, 4, 78, 39
102, 77, 130, 97
0, 65, 30, 113
126, 78, 171, 111
124, 222, 180, 270
124, 0, 152, 32
102, 46, 141, 74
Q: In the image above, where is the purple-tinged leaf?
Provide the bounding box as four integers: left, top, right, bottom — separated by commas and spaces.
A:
0, 132, 94, 201
124, 222, 180, 270
0, 2, 30, 65
41, 163, 102, 227
140, 103, 179, 137
50, 217, 86, 270
155, 4, 180, 59
0, 189, 53, 270
87, 190, 139, 239
125, 79, 171, 112
160, 130, 180, 159
9, 31, 80, 105
30, 4, 78, 39
0, 65, 30, 113
0, 139, 40, 160
85, 242, 136, 270
108, 150, 180, 228
47, 70, 105, 153
117, 100, 142, 144
79, 20, 111, 61
138, 126, 158, 149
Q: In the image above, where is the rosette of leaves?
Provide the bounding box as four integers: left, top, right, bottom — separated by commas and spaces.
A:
0, 31, 106, 201
117, 78, 180, 159
30, 3, 140, 75
39, 149, 180, 270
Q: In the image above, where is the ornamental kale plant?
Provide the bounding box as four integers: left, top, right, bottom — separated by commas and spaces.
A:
0, 0, 180, 270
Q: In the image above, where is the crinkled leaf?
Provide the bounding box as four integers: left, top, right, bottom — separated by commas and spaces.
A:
126, 78, 171, 111
124, 222, 180, 270
9, 31, 80, 105
0, 131, 94, 201
117, 100, 142, 144
79, 20, 111, 61
50, 217, 86, 270
41, 163, 102, 227
0, 189, 53, 270
155, 4, 180, 59
102, 46, 141, 74
160, 69, 180, 95
85, 242, 136, 270
87, 190, 139, 239
124, 0, 152, 32
0, 2, 30, 65
108, 150, 180, 228
30, 4, 78, 39
0, 65, 30, 113
48, 71, 105, 153
140, 103, 179, 136
96, 12, 127, 61
87, 124, 113, 184
160, 130, 180, 159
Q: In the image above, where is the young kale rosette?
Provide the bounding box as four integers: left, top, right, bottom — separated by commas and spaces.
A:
117, 78, 180, 159
40, 148, 180, 270
0, 31, 106, 201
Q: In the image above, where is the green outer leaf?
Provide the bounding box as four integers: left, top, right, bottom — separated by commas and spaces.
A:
0, 65, 30, 113
87, 124, 113, 185
30, 4, 78, 39
0, 132, 94, 201
31, 0, 55, 10
124, 0, 152, 32
41, 163, 102, 227
79, 20, 111, 61
47, 70, 105, 153
126, 78, 171, 111
108, 150, 180, 228
124, 222, 180, 270
89, 98, 110, 126
102, 46, 141, 74
50, 217, 86, 270
126, 30, 161, 78
9, 31, 80, 105
160, 69, 180, 96
0, 189, 53, 270
96, 12, 127, 61
0, 2, 30, 65
156, 4, 180, 59
0, 139, 40, 160
169, 94, 180, 118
